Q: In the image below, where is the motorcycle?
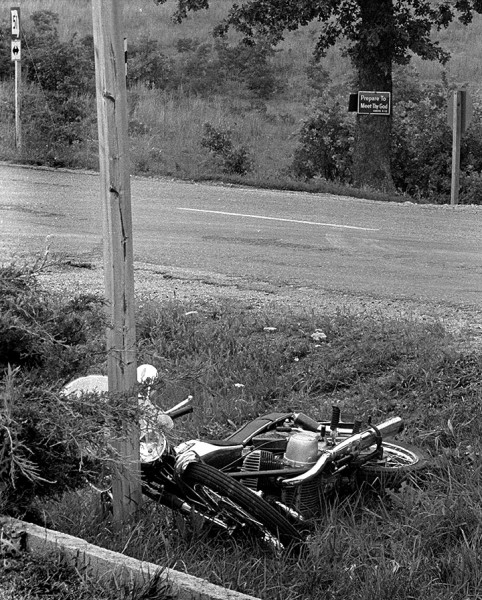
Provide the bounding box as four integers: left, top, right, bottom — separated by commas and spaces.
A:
62, 365, 428, 550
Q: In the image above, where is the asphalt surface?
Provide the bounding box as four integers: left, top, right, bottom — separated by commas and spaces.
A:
1, 163, 481, 308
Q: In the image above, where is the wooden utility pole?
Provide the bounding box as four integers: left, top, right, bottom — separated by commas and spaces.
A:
92, 0, 141, 523
450, 89, 462, 206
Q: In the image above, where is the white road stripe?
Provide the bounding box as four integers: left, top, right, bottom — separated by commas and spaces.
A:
177, 207, 380, 231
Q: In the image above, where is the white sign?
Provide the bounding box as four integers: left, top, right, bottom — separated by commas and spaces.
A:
11, 7, 20, 38
357, 91, 391, 115
11, 39, 21, 61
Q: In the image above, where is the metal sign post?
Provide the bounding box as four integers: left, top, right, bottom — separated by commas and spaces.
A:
450, 90, 462, 206
448, 89, 472, 206
92, 0, 141, 524
11, 7, 21, 150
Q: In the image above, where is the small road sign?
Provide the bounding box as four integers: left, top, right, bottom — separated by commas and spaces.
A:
447, 89, 472, 134
11, 39, 21, 61
357, 91, 391, 115
11, 7, 20, 38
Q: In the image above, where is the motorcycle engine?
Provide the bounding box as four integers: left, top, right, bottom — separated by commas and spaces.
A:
241, 430, 326, 518
240, 449, 284, 491
240, 431, 287, 491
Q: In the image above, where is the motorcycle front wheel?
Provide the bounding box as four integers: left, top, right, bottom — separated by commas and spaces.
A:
180, 462, 303, 551
358, 441, 428, 487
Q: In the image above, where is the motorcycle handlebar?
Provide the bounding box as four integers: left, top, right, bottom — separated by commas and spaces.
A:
165, 396, 194, 420
293, 412, 321, 432
282, 416, 404, 487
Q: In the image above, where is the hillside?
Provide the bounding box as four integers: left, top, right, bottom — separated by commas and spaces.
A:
2, 0, 482, 202
19, 0, 482, 86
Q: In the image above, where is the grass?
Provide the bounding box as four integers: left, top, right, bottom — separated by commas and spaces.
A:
2, 262, 482, 599
0, 546, 174, 600
0, 551, 111, 600
128, 89, 308, 181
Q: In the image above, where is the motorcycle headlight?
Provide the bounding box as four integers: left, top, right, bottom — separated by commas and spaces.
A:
139, 425, 168, 463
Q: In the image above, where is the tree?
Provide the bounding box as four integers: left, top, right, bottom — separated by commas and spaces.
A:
156, 0, 482, 191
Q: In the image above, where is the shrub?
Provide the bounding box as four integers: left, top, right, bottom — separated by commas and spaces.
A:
127, 36, 174, 89
215, 38, 282, 100
201, 122, 253, 175
305, 57, 331, 97
23, 11, 95, 96
170, 36, 282, 99
391, 83, 453, 201
172, 39, 225, 96
0, 18, 11, 81
0, 263, 105, 379
20, 87, 96, 167
392, 82, 482, 203
0, 263, 169, 519
0, 363, 151, 520
0, 263, 109, 517
8, 10, 97, 165
291, 99, 354, 182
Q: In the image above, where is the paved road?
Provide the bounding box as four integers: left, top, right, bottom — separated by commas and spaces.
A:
1, 163, 481, 307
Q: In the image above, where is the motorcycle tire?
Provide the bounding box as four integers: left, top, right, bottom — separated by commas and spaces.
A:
358, 441, 428, 487
181, 462, 303, 551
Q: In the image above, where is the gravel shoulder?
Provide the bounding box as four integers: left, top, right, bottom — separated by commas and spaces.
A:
37, 259, 482, 349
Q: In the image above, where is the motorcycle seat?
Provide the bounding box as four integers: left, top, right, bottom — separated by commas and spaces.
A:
201, 439, 242, 447
223, 412, 292, 446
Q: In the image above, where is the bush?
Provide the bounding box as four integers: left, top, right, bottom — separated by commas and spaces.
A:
0, 263, 172, 519
0, 18, 12, 81
127, 36, 174, 89
172, 40, 224, 96
22, 88, 95, 160
169, 36, 283, 99
0, 263, 110, 517
23, 11, 95, 96
201, 122, 253, 175
291, 99, 354, 182
392, 82, 482, 203
215, 38, 282, 100
0, 363, 152, 520
391, 83, 453, 201
9, 10, 97, 165
0, 263, 105, 379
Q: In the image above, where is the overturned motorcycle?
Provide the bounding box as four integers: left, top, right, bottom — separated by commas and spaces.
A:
63, 365, 428, 550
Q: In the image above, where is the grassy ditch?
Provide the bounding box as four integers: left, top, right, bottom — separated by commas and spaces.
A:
0, 545, 173, 600
1, 262, 482, 599
0, 551, 115, 600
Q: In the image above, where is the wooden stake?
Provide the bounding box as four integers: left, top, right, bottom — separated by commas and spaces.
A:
450, 90, 462, 206
92, 0, 141, 523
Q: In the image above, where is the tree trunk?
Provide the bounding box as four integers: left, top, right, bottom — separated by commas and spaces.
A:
352, 0, 395, 191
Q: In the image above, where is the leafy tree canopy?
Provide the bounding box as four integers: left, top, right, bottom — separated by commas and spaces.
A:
157, 0, 482, 68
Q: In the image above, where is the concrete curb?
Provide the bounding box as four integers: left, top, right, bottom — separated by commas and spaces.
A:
3, 517, 261, 600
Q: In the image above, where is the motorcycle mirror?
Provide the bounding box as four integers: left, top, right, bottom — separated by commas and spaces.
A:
137, 364, 158, 383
